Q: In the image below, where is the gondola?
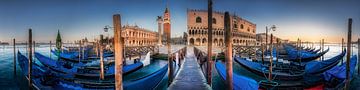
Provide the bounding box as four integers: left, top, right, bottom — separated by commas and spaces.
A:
305, 50, 346, 74
321, 55, 357, 89
234, 57, 304, 81
215, 61, 259, 90
56, 64, 169, 90
305, 55, 358, 89
52, 48, 111, 62
17, 51, 54, 89
286, 47, 329, 62
35, 52, 143, 79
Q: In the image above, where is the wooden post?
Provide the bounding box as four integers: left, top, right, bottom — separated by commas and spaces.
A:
300, 39, 302, 63
269, 34, 273, 81
322, 39, 324, 61
342, 38, 344, 65
265, 26, 268, 51
13, 39, 16, 78
50, 41, 52, 59
276, 39, 279, 66
297, 38, 300, 63
100, 40, 105, 80
28, 29, 33, 89
79, 40, 82, 62
33, 41, 35, 59
207, 0, 213, 85
82, 40, 85, 60
358, 38, 360, 75
114, 14, 123, 90
261, 43, 265, 65
345, 18, 352, 90
95, 40, 98, 58
224, 12, 233, 90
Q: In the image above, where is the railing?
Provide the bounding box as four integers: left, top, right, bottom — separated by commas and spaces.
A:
169, 47, 187, 67
193, 47, 208, 77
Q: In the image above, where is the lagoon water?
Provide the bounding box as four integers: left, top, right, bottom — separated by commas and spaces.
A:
0, 44, 359, 89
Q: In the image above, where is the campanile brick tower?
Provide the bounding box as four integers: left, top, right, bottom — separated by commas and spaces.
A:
163, 7, 171, 40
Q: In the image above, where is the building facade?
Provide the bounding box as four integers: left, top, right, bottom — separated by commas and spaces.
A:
122, 25, 158, 46
187, 9, 257, 46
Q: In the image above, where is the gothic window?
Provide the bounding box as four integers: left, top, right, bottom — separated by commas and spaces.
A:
196, 17, 202, 23
212, 18, 216, 24
240, 24, 244, 29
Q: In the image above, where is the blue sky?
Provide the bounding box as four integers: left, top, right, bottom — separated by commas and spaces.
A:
0, 0, 359, 43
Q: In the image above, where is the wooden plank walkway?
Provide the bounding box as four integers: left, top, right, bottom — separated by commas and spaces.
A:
168, 46, 211, 90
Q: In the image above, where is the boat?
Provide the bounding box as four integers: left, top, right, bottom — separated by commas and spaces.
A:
17, 51, 51, 89
286, 46, 329, 62
321, 55, 357, 89
56, 64, 169, 90
215, 62, 259, 90
35, 52, 143, 79
304, 50, 346, 74
234, 57, 304, 80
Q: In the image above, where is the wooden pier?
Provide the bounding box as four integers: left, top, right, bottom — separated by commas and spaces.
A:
168, 46, 211, 90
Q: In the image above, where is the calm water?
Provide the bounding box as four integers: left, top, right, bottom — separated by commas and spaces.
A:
0, 44, 359, 89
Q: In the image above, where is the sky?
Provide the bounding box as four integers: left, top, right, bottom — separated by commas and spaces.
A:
0, 0, 359, 43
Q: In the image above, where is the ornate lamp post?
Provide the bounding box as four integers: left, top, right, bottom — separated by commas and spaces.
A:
265, 25, 276, 50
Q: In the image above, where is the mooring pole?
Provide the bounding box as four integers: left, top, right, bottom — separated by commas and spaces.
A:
276, 39, 279, 66
300, 39, 302, 63
28, 29, 33, 89
342, 38, 344, 65
265, 26, 268, 51
33, 41, 35, 59
269, 34, 273, 81
100, 40, 105, 80
357, 38, 360, 75
96, 40, 99, 58
82, 40, 85, 60
114, 14, 123, 90
13, 39, 16, 78
79, 40, 82, 62
50, 41, 52, 59
206, 0, 213, 86
224, 12, 233, 90
261, 42, 265, 65
345, 18, 352, 90
322, 39, 324, 61
297, 38, 300, 64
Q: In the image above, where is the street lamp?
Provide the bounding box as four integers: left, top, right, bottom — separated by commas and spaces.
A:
104, 25, 128, 65
265, 25, 276, 50
104, 25, 114, 44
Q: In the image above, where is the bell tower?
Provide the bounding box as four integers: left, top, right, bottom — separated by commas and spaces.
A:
163, 7, 171, 39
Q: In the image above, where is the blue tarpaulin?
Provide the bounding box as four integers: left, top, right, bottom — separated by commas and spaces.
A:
322, 55, 357, 81
215, 62, 259, 90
